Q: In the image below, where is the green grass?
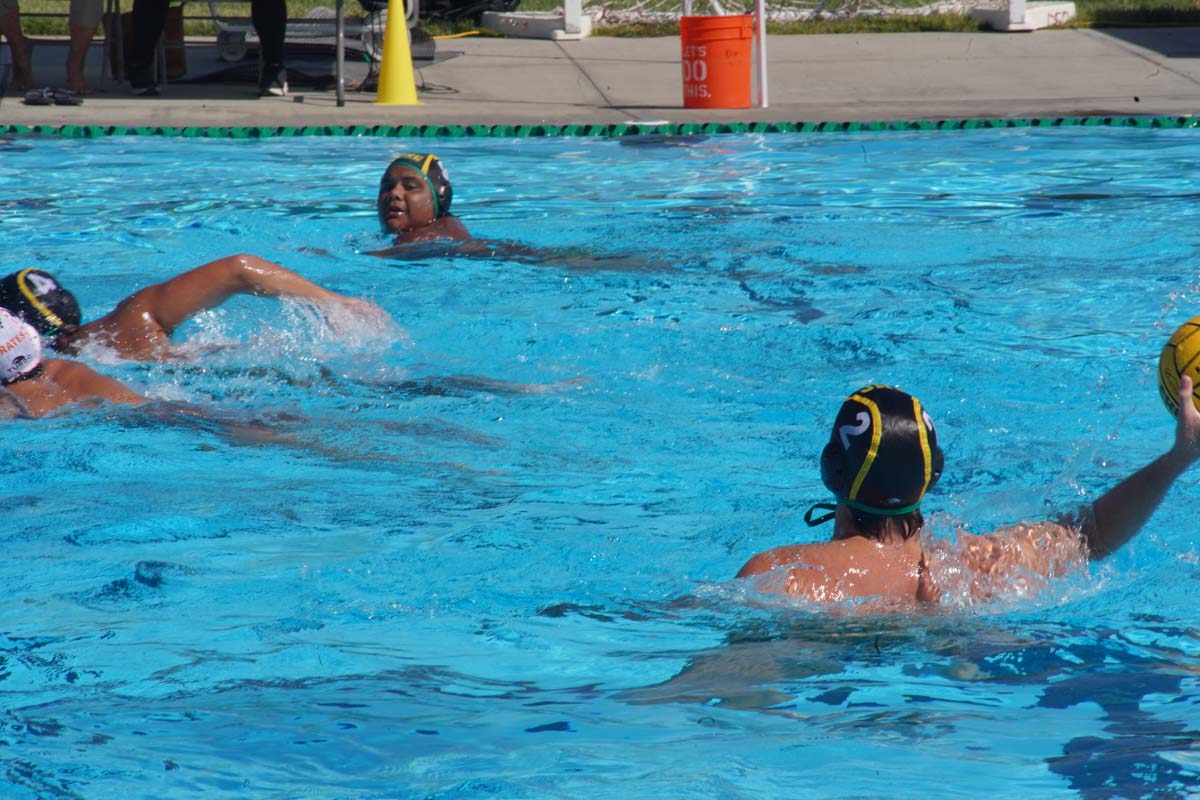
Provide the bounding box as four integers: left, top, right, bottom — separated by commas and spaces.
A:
1072, 0, 1200, 25
12, 0, 1200, 37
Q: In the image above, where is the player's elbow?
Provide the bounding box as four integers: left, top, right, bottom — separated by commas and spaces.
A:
226, 253, 263, 274
219, 254, 272, 292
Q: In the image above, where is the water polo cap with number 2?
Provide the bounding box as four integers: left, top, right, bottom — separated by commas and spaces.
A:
819, 385, 943, 515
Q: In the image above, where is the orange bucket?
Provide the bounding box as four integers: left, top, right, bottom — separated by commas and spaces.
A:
680, 14, 754, 109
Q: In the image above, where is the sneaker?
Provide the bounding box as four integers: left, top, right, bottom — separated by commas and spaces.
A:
258, 63, 288, 97
129, 65, 159, 97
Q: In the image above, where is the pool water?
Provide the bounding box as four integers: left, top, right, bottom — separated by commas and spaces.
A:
1, 127, 1199, 799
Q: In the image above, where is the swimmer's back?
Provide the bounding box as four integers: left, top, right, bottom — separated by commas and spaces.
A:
738, 536, 930, 604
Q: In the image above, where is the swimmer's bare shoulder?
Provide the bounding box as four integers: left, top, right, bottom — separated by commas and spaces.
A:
4, 358, 145, 418
736, 542, 841, 601
46, 358, 143, 398
737, 538, 925, 604
396, 216, 471, 245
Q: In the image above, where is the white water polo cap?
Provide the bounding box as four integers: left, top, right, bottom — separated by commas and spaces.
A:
0, 307, 44, 385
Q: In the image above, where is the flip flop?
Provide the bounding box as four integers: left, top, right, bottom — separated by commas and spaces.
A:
52, 88, 83, 106
22, 87, 53, 106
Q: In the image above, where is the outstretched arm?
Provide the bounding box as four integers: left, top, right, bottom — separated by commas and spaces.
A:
6, 358, 148, 418
1079, 375, 1200, 559
65, 362, 148, 407
108, 254, 368, 336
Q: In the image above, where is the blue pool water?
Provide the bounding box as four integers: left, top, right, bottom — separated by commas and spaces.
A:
2, 127, 1199, 799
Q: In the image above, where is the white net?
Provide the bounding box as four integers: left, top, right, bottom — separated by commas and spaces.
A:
583, 0, 994, 25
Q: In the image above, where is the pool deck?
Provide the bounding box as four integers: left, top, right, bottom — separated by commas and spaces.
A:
3, 26, 1200, 129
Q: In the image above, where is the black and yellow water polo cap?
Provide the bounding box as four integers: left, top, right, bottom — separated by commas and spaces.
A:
819, 385, 943, 516
0, 269, 81, 340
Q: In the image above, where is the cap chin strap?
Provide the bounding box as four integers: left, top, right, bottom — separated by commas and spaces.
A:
3, 361, 44, 386
804, 503, 837, 527
805, 496, 923, 527
417, 158, 442, 218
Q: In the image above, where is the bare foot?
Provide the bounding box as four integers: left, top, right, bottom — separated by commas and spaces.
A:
66, 62, 96, 96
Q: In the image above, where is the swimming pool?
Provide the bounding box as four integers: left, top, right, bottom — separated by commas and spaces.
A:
2, 125, 1199, 798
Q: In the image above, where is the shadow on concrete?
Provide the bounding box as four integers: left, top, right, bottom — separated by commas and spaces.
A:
1083, 24, 1200, 58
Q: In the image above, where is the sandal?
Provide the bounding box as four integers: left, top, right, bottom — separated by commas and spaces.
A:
22, 87, 54, 106
52, 88, 83, 106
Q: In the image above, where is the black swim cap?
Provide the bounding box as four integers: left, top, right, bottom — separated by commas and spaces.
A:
387, 153, 453, 218
819, 385, 943, 516
0, 269, 81, 339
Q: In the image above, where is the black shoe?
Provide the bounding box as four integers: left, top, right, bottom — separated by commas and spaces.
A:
258, 63, 288, 97
129, 64, 159, 97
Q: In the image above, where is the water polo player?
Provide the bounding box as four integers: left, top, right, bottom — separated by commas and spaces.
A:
0, 255, 387, 362
376, 153, 470, 245
0, 306, 145, 418
737, 382, 1200, 605
372, 153, 646, 266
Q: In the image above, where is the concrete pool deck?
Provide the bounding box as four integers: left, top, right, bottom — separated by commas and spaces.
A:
2, 26, 1200, 129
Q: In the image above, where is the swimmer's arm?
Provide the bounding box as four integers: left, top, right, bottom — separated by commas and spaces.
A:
1077, 375, 1200, 559
54, 359, 147, 407
138, 401, 307, 448
112, 254, 358, 335
0, 390, 31, 419
967, 524, 1086, 584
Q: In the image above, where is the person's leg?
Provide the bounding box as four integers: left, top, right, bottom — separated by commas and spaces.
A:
250, 0, 286, 96
66, 0, 102, 94
127, 0, 168, 93
0, 0, 33, 92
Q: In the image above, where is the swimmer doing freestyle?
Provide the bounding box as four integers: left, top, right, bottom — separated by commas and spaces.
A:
0, 307, 144, 418
0, 254, 389, 362
737, 383, 1200, 605
0, 304, 353, 457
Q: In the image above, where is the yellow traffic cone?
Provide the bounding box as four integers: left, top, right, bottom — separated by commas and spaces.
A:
375, 0, 421, 105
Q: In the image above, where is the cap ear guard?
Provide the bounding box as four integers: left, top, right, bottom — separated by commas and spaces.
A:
820, 438, 849, 498
819, 385, 943, 516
